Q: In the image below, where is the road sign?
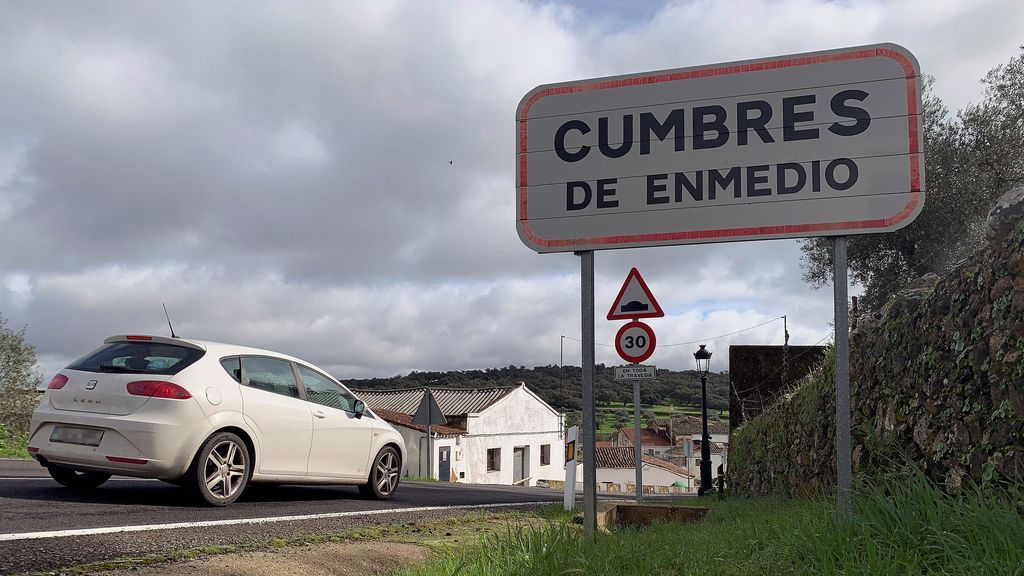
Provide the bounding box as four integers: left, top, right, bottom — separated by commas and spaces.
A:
516, 43, 924, 253
615, 321, 656, 364
607, 267, 664, 320
413, 389, 448, 481
412, 389, 447, 426
615, 364, 656, 380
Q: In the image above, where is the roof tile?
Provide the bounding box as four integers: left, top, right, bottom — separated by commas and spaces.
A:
354, 386, 518, 416
595, 446, 693, 477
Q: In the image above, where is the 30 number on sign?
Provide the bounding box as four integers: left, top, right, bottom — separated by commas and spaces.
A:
615, 321, 656, 363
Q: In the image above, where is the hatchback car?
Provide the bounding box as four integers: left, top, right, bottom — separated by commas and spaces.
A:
28, 335, 405, 506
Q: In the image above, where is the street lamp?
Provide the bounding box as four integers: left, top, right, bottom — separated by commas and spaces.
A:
694, 344, 713, 496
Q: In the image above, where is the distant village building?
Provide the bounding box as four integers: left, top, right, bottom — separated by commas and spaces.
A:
613, 427, 672, 457
650, 415, 730, 478
353, 383, 564, 487
596, 446, 693, 492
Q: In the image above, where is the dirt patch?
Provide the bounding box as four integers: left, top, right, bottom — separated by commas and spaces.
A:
100, 541, 430, 576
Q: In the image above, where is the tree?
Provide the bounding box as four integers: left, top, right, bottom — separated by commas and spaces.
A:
800, 48, 1024, 311
0, 314, 42, 450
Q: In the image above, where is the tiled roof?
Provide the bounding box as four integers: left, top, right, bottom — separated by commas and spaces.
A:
353, 386, 518, 416
595, 441, 614, 448
619, 428, 673, 446
595, 447, 693, 478
667, 441, 726, 455
372, 408, 465, 437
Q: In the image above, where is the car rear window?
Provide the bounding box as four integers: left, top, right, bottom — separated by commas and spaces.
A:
67, 342, 205, 376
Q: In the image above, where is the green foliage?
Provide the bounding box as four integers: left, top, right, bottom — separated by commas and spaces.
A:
801, 48, 1024, 312
397, 475, 1024, 576
0, 313, 42, 456
344, 364, 730, 414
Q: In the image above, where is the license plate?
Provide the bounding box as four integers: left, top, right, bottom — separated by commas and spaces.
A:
50, 426, 103, 447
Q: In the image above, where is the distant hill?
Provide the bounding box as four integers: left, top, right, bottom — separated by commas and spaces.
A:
342, 364, 729, 413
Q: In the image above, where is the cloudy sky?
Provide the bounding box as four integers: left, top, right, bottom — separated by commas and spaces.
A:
1, 0, 1020, 380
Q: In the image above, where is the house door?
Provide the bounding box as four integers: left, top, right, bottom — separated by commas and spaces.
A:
438, 447, 451, 482
513, 447, 526, 484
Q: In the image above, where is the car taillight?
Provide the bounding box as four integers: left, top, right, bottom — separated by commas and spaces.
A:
48, 374, 69, 389
125, 335, 153, 341
126, 380, 192, 399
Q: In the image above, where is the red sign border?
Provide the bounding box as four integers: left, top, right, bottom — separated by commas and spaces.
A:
517, 44, 922, 251
615, 320, 657, 364
607, 267, 665, 320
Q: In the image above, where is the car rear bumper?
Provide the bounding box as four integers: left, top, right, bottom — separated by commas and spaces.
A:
28, 395, 212, 480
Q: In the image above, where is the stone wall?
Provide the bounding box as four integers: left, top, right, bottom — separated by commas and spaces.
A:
729, 188, 1024, 496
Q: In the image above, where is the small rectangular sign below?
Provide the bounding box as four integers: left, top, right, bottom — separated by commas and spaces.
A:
615, 365, 657, 380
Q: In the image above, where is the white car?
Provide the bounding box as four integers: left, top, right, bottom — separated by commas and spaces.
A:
28, 335, 405, 506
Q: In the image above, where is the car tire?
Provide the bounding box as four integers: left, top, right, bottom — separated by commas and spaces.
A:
184, 431, 250, 506
359, 446, 401, 500
47, 465, 111, 489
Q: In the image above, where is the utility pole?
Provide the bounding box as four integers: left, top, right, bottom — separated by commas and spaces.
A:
559, 335, 564, 411
782, 315, 790, 391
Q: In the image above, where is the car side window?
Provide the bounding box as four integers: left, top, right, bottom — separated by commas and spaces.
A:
298, 365, 355, 412
220, 357, 241, 382
242, 356, 300, 399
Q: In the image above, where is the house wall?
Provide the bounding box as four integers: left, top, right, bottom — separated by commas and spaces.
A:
461, 386, 564, 486
597, 465, 692, 489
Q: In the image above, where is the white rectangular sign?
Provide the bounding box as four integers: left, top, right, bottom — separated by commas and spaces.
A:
615, 364, 656, 380
516, 43, 924, 253
564, 425, 578, 511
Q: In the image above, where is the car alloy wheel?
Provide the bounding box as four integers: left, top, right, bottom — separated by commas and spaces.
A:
361, 446, 400, 500
188, 431, 250, 506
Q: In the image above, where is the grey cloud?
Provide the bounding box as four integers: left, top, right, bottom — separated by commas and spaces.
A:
0, 1, 1013, 378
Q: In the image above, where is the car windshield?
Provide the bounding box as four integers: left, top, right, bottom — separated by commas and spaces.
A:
67, 342, 205, 375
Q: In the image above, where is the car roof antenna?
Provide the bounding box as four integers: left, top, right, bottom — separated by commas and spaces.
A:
162, 302, 179, 339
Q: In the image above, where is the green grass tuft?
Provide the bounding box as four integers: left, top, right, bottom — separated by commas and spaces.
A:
0, 431, 30, 459
397, 473, 1024, 576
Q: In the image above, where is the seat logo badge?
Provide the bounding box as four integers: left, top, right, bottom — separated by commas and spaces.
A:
86, 380, 98, 390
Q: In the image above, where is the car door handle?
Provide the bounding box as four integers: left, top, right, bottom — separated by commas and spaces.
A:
314, 410, 326, 419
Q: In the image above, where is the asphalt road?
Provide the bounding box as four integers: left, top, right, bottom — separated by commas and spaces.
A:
0, 459, 564, 574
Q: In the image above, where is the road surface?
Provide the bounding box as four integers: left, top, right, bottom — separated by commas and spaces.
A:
0, 459, 563, 574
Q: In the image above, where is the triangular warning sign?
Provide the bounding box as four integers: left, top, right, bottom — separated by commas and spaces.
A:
412, 389, 448, 426
607, 267, 664, 320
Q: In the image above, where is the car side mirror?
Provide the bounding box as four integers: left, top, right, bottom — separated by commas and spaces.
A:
353, 399, 365, 419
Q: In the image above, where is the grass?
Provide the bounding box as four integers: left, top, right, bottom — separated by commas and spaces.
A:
0, 432, 30, 459
396, 473, 1024, 576
594, 402, 727, 439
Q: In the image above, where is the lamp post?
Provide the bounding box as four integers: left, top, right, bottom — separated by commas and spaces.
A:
694, 344, 713, 496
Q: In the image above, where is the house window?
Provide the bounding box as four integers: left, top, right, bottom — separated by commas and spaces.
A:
487, 448, 501, 471
540, 444, 551, 466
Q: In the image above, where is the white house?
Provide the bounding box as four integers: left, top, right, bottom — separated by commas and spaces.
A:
353, 383, 565, 487
596, 446, 693, 492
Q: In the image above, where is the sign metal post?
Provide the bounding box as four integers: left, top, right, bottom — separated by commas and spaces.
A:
579, 250, 597, 538
834, 237, 852, 517
632, 375, 643, 502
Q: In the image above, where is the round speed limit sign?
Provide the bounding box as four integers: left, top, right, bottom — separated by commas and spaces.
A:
614, 320, 656, 363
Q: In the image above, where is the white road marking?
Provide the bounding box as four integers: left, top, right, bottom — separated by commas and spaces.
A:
0, 477, 159, 481
0, 501, 553, 542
